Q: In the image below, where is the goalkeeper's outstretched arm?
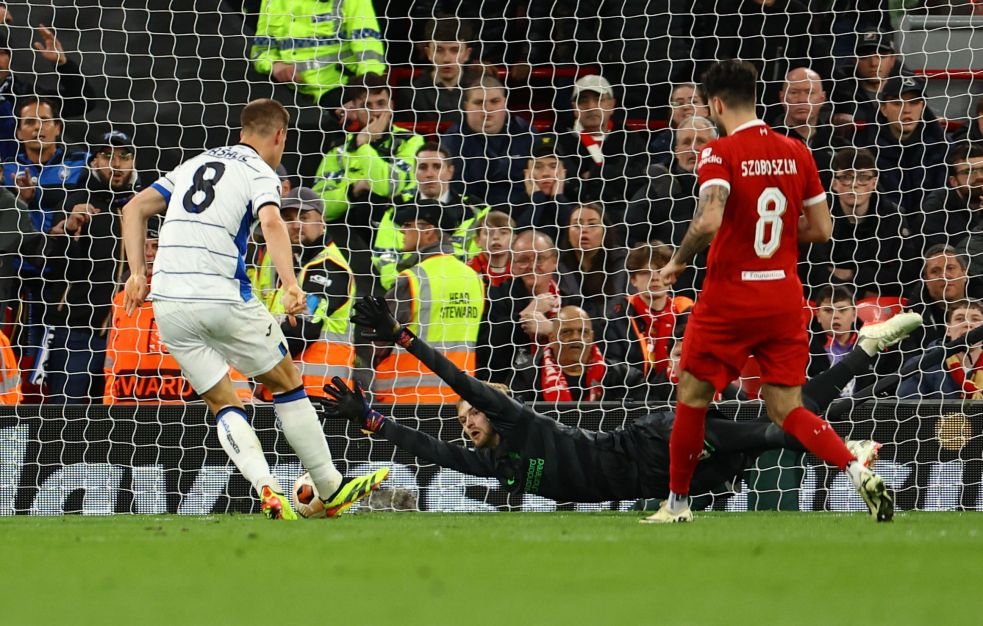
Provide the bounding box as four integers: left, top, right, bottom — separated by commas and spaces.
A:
352, 296, 527, 431
318, 377, 499, 478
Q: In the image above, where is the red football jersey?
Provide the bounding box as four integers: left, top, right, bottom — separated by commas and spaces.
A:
694, 119, 825, 317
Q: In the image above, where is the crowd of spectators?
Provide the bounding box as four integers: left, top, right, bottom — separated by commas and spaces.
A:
0, 1, 982, 406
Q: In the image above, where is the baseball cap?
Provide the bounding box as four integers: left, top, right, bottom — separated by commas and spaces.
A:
879, 75, 926, 100
393, 198, 464, 231
275, 163, 289, 179
572, 75, 614, 101
92, 129, 135, 154
855, 31, 896, 56
531, 133, 559, 159
147, 215, 163, 240
281, 187, 324, 215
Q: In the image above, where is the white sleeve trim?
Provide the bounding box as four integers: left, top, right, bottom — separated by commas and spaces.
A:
253, 199, 279, 217
803, 193, 826, 207
699, 179, 731, 193
155, 175, 175, 193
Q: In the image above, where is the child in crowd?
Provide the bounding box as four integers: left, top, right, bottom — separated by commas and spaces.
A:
467, 210, 514, 288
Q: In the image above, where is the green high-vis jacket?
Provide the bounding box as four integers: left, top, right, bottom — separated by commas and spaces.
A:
313, 126, 425, 221
251, 0, 386, 101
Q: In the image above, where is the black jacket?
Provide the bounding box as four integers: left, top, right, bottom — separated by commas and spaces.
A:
800, 192, 915, 298
556, 247, 629, 339
623, 161, 704, 297
555, 124, 650, 221
41, 168, 142, 329
852, 112, 949, 216
508, 188, 576, 246
774, 111, 847, 191
394, 71, 473, 127
480, 275, 574, 385
0, 187, 46, 303
0, 59, 93, 161
917, 187, 983, 265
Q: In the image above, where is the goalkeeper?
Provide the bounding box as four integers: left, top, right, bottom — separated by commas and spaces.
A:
320, 297, 921, 503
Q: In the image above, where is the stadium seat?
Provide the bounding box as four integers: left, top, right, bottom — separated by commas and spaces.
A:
855, 296, 909, 326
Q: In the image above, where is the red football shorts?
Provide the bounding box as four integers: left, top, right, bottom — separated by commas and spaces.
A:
678, 308, 809, 392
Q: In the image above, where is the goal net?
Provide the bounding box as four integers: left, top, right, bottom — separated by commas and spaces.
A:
0, 0, 981, 514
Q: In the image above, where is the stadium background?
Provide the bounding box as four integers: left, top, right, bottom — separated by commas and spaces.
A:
0, 1, 981, 514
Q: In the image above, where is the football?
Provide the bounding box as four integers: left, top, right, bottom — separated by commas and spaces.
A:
292, 472, 326, 519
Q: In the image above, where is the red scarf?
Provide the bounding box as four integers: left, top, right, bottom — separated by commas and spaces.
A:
577, 120, 615, 166
539, 343, 606, 402
945, 352, 983, 399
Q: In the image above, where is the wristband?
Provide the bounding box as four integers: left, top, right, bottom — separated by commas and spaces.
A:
362, 409, 387, 434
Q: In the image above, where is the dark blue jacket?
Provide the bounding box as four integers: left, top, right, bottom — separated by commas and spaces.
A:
2, 147, 89, 233
897, 340, 965, 400
443, 115, 535, 208
853, 112, 948, 217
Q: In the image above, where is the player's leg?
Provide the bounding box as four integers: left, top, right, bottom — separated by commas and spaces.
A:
198, 376, 295, 519
669, 370, 718, 495
756, 313, 894, 521
253, 355, 342, 499
802, 312, 923, 414
760, 383, 893, 521
227, 300, 387, 516
642, 317, 739, 524
152, 301, 289, 517
254, 354, 389, 516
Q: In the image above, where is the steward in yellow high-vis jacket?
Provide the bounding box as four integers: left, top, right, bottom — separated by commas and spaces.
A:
372, 200, 484, 404
251, 188, 355, 400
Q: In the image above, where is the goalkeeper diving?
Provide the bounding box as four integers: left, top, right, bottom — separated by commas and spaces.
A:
320, 296, 922, 514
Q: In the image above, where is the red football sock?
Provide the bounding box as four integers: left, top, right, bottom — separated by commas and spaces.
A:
669, 402, 708, 496
781, 406, 855, 470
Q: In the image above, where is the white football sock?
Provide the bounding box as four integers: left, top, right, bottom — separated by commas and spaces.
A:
846, 460, 867, 488
667, 491, 691, 514
216, 407, 278, 494
274, 390, 343, 498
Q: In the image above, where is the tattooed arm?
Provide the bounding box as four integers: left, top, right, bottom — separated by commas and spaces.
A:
659, 183, 729, 284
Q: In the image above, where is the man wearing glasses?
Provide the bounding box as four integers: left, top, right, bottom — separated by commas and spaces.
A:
39, 129, 143, 403
801, 146, 914, 299
481, 230, 567, 386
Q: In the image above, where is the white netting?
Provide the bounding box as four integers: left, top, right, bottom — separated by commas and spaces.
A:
0, 1, 980, 515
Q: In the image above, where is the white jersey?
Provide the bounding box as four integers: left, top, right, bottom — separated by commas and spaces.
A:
149, 144, 280, 303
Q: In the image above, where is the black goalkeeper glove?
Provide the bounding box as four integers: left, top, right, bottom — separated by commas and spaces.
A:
351, 295, 413, 345
321, 376, 387, 434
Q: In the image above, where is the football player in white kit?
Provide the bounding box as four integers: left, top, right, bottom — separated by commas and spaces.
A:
120, 99, 389, 519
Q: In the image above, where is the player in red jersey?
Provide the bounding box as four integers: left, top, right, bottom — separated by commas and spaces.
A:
642, 60, 897, 523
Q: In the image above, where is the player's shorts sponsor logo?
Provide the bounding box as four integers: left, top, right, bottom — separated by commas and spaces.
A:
740, 159, 799, 177
740, 269, 786, 281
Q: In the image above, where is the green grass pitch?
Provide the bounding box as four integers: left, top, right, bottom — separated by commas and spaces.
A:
3, 512, 980, 626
